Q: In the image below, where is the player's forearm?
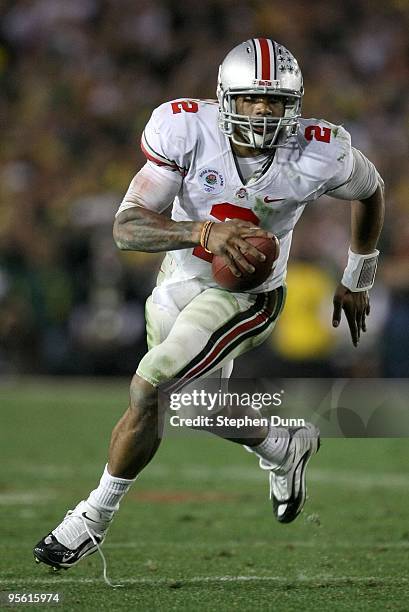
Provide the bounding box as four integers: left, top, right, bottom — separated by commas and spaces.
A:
113, 207, 202, 252
350, 184, 384, 253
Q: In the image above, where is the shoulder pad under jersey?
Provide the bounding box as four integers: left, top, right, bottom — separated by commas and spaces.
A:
297, 118, 354, 187
141, 99, 218, 176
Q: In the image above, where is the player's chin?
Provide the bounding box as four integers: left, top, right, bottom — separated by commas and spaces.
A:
234, 128, 251, 144
236, 127, 266, 144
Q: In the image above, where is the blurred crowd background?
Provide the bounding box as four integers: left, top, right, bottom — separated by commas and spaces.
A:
0, 0, 408, 378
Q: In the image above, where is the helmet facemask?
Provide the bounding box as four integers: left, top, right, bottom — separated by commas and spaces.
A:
218, 86, 302, 150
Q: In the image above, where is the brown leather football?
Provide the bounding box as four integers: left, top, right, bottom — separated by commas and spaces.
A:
212, 235, 280, 291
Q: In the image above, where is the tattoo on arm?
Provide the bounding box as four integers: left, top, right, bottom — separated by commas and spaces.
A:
113, 207, 202, 253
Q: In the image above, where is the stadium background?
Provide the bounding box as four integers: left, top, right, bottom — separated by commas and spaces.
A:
0, 0, 408, 380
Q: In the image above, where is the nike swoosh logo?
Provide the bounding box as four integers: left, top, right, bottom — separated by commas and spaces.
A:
82, 512, 100, 523
264, 197, 285, 204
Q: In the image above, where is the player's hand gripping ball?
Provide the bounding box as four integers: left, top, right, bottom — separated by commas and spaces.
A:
212, 235, 280, 291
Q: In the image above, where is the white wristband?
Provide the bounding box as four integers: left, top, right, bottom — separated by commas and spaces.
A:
341, 247, 379, 292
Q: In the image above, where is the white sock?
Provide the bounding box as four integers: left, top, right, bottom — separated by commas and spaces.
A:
245, 427, 289, 468
88, 465, 136, 515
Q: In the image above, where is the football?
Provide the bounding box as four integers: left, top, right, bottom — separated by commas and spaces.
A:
212, 234, 280, 291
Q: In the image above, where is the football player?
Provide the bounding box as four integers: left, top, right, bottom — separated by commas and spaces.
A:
33, 38, 384, 579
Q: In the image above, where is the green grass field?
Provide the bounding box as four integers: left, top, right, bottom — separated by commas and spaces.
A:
1, 379, 409, 611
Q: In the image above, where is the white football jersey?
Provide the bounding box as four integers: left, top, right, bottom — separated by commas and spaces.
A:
136, 98, 355, 292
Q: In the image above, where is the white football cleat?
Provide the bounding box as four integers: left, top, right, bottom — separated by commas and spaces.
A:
267, 424, 320, 523
33, 500, 112, 569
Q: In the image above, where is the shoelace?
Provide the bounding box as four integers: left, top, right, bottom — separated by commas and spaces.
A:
54, 510, 80, 540
81, 516, 123, 589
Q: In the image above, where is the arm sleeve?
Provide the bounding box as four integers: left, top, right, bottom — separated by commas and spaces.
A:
115, 161, 182, 217
326, 147, 384, 201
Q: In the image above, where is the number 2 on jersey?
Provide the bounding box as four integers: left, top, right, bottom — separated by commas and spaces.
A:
193, 203, 259, 262
304, 125, 331, 143
171, 100, 199, 114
